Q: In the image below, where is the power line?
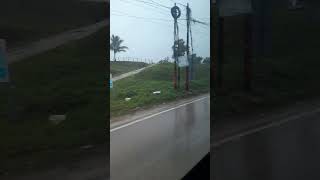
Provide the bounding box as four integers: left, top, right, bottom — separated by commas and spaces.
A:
111, 10, 193, 31
111, 5, 210, 36
111, 10, 171, 22
169, 2, 208, 26
168, 0, 187, 7
118, 0, 169, 17
131, 0, 170, 9
147, 0, 171, 9
120, 0, 208, 27
191, 18, 210, 26
119, 0, 192, 22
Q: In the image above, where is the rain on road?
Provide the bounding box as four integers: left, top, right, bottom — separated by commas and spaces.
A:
110, 96, 210, 180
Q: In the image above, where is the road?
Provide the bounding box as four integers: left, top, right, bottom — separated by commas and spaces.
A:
110, 95, 210, 180
7, 20, 109, 63
212, 101, 320, 180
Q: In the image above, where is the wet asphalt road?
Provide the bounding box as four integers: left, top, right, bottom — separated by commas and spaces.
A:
110, 96, 210, 180
212, 110, 320, 180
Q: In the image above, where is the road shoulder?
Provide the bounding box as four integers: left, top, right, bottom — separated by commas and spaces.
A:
110, 93, 210, 130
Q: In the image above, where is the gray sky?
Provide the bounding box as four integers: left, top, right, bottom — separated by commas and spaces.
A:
110, 0, 210, 62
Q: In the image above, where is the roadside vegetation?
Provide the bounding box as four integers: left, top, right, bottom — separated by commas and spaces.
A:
110, 35, 128, 61
110, 61, 210, 117
0, 29, 107, 175
0, 0, 108, 48
213, 4, 320, 119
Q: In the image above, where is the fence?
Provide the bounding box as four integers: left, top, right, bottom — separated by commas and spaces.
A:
110, 57, 174, 64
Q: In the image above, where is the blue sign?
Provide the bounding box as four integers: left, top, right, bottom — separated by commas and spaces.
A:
0, 48, 8, 82
110, 79, 113, 88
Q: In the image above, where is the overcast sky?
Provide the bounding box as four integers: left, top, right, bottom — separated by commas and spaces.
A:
110, 0, 210, 62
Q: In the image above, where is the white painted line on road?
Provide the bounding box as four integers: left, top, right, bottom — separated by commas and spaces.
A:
212, 106, 320, 148
110, 96, 209, 133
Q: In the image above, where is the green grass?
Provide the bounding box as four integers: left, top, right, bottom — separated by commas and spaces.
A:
110, 62, 210, 117
213, 5, 320, 119
110, 61, 147, 76
0, 29, 107, 174
0, 0, 108, 48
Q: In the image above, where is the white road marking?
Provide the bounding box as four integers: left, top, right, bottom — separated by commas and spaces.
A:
212, 106, 320, 148
110, 96, 209, 133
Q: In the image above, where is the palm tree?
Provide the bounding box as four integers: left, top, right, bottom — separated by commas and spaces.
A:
110, 35, 128, 61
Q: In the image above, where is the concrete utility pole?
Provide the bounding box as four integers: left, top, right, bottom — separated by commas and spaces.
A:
188, 5, 193, 81
171, 3, 181, 90
185, 3, 191, 91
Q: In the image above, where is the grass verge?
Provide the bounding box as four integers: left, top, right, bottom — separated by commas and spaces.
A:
110, 62, 210, 117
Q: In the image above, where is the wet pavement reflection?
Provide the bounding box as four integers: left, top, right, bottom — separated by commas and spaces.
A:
212, 112, 320, 180
111, 97, 210, 180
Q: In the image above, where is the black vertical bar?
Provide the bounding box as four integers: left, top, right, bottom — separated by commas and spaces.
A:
244, 14, 253, 91
216, 17, 224, 88
0, 39, 17, 121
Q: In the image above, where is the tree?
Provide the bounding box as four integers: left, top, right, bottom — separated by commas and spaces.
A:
190, 54, 203, 64
203, 57, 210, 64
159, 57, 170, 64
172, 39, 187, 58
110, 35, 128, 61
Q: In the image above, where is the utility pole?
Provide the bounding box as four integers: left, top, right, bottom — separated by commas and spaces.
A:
185, 3, 190, 91
171, 3, 181, 90
177, 58, 180, 88
189, 22, 194, 81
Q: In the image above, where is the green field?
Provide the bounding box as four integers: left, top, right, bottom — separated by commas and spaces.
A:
0, 0, 108, 48
110, 61, 147, 76
213, 5, 320, 119
0, 29, 107, 174
111, 62, 210, 117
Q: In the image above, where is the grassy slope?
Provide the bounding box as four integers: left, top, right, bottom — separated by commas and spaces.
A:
111, 62, 210, 117
110, 61, 147, 76
0, 29, 107, 174
213, 5, 320, 118
0, 0, 108, 48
